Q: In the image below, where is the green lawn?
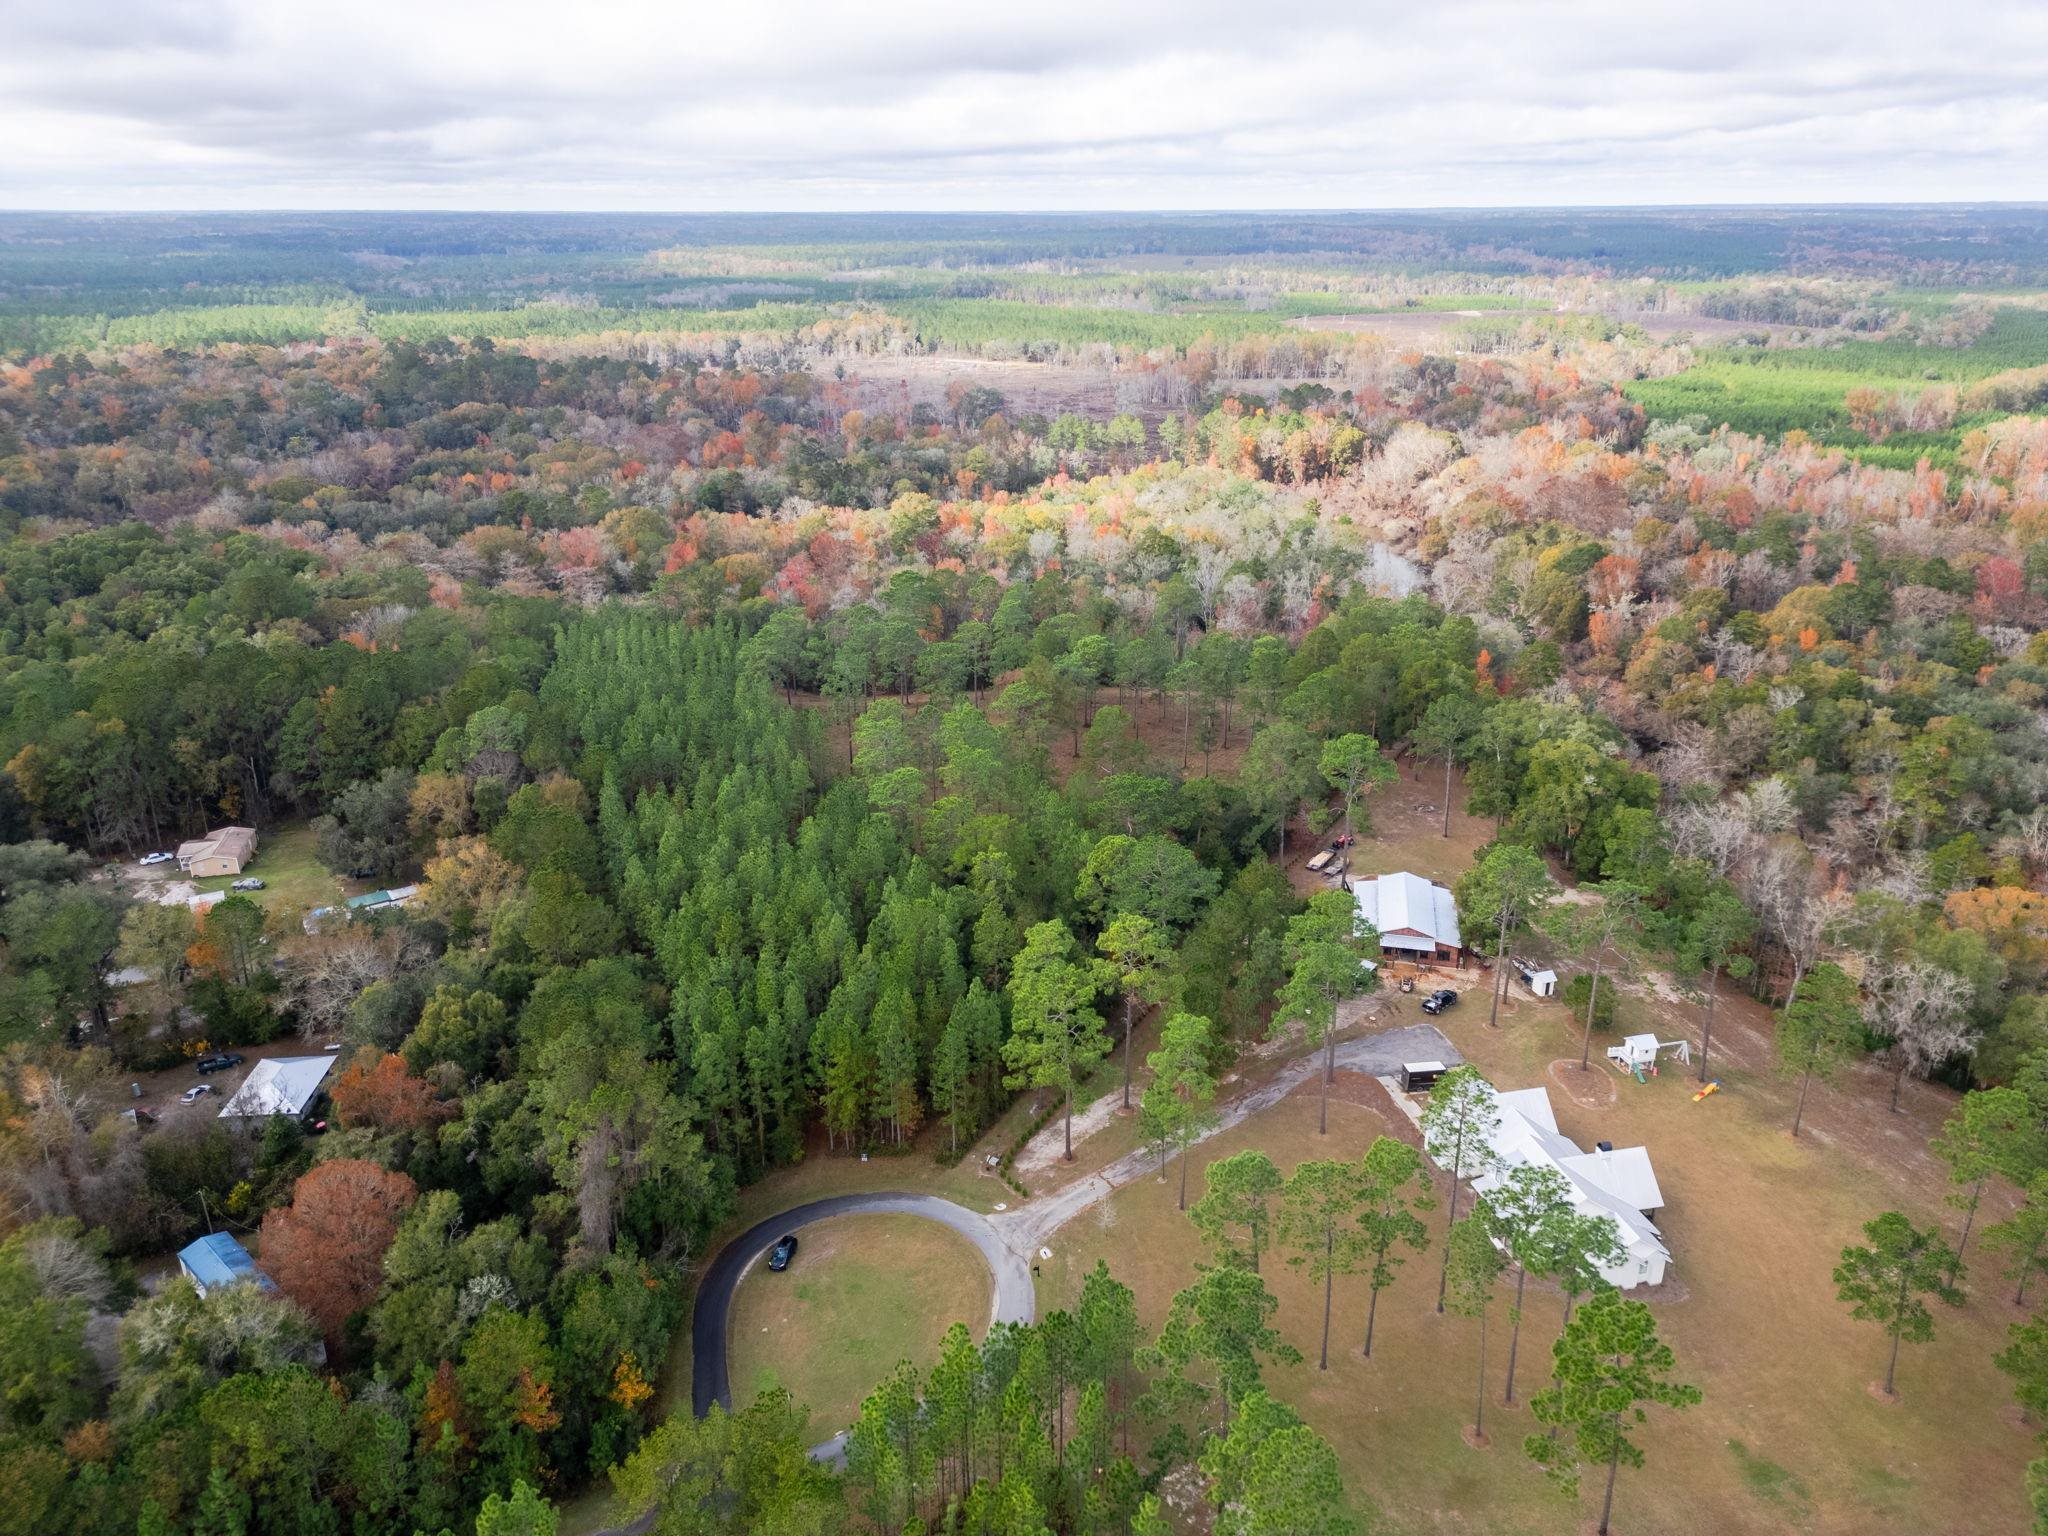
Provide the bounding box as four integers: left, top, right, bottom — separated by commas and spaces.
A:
725, 1213, 992, 1440
188, 821, 348, 926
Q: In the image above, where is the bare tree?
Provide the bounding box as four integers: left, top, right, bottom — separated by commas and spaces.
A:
1669, 801, 1751, 876
1740, 840, 1832, 1009
1870, 963, 1979, 1112
281, 927, 432, 1040
1999, 807, 2048, 879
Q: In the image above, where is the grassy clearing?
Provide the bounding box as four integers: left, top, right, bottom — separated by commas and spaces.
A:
1037, 988, 2035, 1536
1627, 305, 2048, 464
187, 821, 346, 926
725, 1213, 992, 1440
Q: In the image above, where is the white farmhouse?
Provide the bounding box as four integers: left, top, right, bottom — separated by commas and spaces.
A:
1470, 1084, 1670, 1289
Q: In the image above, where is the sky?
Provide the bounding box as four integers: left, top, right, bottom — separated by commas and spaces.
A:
4, 0, 2047, 211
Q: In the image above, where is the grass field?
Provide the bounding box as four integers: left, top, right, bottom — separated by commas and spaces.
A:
6, 283, 1540, 357
724, 1213, 993, 1439
1627, 304, 2048, 466
1033, 981, 2032, 1536
185, 822, 349, 926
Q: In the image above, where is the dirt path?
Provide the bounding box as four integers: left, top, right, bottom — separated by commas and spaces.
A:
1014, 1087, 1126, 1178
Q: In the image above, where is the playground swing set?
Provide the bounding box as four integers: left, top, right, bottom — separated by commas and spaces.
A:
1606, 1032, 1726, 1101
1606, 1032, 1692, 1082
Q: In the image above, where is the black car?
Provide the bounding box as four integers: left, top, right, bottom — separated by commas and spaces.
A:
767, 1234, 799, 1272
1420, 989, 1459, 1015
194, 1052, 246, 1074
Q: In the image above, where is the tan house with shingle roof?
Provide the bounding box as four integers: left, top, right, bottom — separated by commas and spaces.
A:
176, 826, 258, 877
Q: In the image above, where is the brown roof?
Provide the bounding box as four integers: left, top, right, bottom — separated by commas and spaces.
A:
180, 826, 257, 863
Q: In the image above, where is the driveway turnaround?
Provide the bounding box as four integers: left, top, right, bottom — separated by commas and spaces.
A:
690, 1192, 1036, 1420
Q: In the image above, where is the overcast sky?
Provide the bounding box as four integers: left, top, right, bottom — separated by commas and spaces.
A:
4, 0, 2046, 210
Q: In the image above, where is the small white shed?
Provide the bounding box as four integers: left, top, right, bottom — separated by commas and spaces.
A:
1522, 966, 1558, 997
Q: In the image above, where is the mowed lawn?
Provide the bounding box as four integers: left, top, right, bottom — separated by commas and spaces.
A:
187, 821, 351, 924
1035, 986, 2037, 1536
725, 1213, 994, 1439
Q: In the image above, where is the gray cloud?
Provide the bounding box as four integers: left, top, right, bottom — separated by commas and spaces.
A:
1, 0, 2045, 208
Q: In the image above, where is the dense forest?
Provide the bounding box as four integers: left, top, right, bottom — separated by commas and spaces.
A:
7, 214, 2048, 1536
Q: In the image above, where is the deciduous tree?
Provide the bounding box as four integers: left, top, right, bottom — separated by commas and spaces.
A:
259, 1158, 418, 1347
1870, 961, 1979, 1112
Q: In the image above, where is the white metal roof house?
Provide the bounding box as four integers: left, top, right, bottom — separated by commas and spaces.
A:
1468, 1084, 1670, 1289
217, 1056, 335, 1122
1350, 871, 1466, 965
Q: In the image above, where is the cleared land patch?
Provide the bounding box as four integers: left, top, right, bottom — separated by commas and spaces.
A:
724, 1212, 993, 1438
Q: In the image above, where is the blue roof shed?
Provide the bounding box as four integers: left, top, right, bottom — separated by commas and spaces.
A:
176, 1232, 272, 1296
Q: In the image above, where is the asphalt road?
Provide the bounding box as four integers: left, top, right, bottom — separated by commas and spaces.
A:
601, 1020, 1454, 1531
993, 1019, 1462, 1253
690, 1192, 1037, 1422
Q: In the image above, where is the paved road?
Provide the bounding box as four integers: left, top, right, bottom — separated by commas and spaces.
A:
691, 1192, 1036, 1421
992, 1020, 1460, 1253
600, 1022, 1452, 1533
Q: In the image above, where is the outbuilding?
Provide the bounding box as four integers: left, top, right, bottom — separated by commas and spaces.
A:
346, 884, 419, 916
177, 1232, 274, 1296
1349, 871, 1466, 966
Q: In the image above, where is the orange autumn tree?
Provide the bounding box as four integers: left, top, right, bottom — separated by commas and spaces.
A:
418, 1359, 471, 1468
331, 1052, 455, 1133
260, 1159, 417, 1345
610, 1352, 654, 1413
1944, 885, 2048, 983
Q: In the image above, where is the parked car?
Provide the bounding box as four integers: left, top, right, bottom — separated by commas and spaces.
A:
139, 851, 175, 866
768, 1234, 799, 1272
230, 877, 266, 891
1420, 988, 1460, 1015
180, 1084, 214, 1105
194, 1052, 245, 1075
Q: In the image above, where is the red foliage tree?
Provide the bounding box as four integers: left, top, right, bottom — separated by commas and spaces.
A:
330, 1052, 454, 1133
259, 1159, 417, 1344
